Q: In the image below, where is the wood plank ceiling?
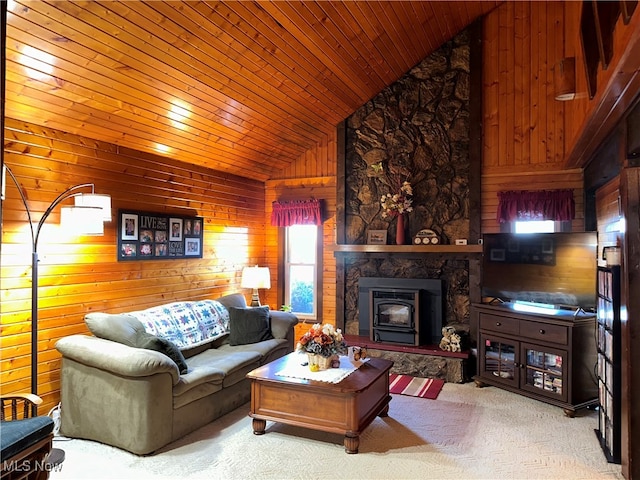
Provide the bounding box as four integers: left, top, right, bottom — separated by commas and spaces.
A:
4, 1, 500, 181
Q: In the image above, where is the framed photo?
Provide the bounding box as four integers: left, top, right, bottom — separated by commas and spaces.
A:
367, 230, 387, 245
121, 213, 138, 240
155, 230, 167, 243
117, 210, 203, 261
121, 243, 137, 257
184, 219, 193, 236
193, 219, 202, 236
490, 248, 506, 262
140, 229, 154, 243
169, 218, 183, 241
185, 238, 201, 256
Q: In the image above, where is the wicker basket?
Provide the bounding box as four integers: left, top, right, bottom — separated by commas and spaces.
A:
307, 353, 338, 371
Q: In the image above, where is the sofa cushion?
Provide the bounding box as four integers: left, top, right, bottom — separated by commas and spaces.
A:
85, 313, 147, 347
172, 349, 261, 408
215, 339, 289, 369
131, 300, 229, 350
228, 306, 273, 346
135, 332, 188, 374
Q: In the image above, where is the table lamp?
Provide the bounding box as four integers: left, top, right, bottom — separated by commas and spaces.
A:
241, 266, 271, 307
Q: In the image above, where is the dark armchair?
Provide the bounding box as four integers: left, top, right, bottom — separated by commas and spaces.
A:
0, 394, 55, 480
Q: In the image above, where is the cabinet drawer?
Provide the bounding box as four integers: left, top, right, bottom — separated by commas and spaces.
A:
520, 320, 568, 345
479, 314, 519, 335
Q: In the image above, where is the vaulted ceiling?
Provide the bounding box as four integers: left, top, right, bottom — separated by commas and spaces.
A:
4, 1, 500, 181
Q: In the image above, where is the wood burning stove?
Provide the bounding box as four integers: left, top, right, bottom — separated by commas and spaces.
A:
370, 289, 423, 345
358, 277, 443, 346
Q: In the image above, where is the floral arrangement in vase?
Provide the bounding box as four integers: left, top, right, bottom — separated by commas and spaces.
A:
371, 161, 414, 245
297, 323, 347, 371
380, 180, 413, 219
296, 323, 347, 357
370, 161, 414, 219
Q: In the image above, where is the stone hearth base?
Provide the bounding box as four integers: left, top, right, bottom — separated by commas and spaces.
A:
345, 335, 469, 383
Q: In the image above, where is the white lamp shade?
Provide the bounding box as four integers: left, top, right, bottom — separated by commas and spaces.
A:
241, 266, 271, 289
75, 193, 112, 221
60, 206, 104, 235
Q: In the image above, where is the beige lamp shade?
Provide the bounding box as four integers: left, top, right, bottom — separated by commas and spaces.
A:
241, 266, 271, 306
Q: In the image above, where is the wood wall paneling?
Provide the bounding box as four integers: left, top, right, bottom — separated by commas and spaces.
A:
481, 169, 586, 233
265, 129, 337, 326
1, 118, 266, 414
483, 1, 564, 172
264, 176, 337, 326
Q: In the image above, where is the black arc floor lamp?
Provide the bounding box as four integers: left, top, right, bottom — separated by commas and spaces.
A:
2, 164, 112, 411
1, 164, 111, 469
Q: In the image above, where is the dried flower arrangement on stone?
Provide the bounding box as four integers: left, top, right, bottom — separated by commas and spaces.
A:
296, 323, 347, 358
380, 181, 413, 219
371, 161, 414, 219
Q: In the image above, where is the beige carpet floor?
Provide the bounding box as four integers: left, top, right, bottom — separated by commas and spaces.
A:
50, 382, 624, 480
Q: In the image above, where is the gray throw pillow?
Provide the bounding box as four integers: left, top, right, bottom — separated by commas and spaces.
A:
228, 306, 273, 346
135, 332, 188, 374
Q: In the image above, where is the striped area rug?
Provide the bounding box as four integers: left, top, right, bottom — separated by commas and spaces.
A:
388, 373, 444, 399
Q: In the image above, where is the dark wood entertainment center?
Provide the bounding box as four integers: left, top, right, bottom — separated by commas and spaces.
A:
472, 302, 598, 417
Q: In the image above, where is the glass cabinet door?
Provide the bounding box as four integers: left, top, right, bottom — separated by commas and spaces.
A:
480, 334, 518, 386
521, 343, 567, 401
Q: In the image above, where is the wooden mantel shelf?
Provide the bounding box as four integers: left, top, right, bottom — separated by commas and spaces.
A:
329, 244, 483, 254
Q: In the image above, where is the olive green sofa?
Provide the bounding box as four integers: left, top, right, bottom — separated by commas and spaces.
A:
55, 293, 298, 455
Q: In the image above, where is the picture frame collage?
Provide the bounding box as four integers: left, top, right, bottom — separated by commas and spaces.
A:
118, 210, 203, 261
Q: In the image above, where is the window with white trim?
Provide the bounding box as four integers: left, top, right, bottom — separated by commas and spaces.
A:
284, 224, 319, 320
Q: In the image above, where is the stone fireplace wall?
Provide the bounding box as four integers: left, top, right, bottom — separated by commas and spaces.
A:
345, 29, 471, 245
340, 29, 476, 340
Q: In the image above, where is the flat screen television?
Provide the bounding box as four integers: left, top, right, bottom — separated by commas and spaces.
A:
481, 232, 598, 312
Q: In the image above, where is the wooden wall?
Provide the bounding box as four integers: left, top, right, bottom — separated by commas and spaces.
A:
481, 169, 585, 233
483, 1, 565, 171
481, 2, 640, 234
481, 1, 583, 233
1, 118, 266, 414
265, 131, 337, 340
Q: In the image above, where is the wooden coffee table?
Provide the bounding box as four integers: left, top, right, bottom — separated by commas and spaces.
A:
246, 353, 393, 454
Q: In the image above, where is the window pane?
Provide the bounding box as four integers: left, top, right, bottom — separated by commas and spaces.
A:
289, 265, 315, 314
287, 225, 317, 263
514, 220, 555, 233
